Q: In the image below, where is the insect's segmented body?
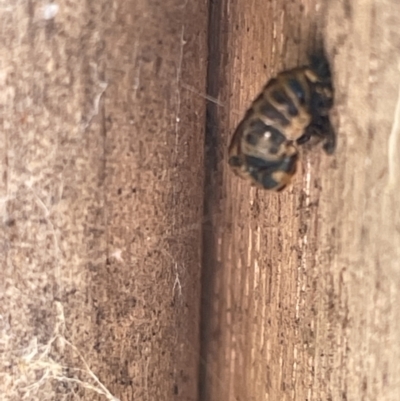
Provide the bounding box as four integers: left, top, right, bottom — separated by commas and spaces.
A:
228, 54, 335, 191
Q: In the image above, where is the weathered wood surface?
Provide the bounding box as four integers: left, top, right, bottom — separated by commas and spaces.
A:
2, 0, 400, 400
201, 0, 400, 400
0, 1, 207, 400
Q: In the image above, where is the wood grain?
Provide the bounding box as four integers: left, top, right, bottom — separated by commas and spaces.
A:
2, 0, 400, 400
0, 1, 207, 400
200, 0, 400, 400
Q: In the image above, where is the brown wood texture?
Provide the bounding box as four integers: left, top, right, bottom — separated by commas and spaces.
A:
2, 0, 400, 400
0, 1, 207, 400
201, 0, 400, 400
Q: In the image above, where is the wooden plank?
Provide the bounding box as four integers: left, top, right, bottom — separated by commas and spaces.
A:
0, 1, 208, 400
201, 0, 400, 400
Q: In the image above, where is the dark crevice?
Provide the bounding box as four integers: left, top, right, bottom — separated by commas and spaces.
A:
198, 0, 229, 400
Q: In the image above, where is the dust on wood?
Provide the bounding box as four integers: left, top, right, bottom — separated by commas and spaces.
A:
0, 1, 207, 400
2, 0, 400, 400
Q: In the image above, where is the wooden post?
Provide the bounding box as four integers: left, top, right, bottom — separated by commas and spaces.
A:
200, 0, 400, 400
1, 1, 207, 400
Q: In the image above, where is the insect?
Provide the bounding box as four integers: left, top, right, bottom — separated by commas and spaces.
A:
228, 52, 335, 191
